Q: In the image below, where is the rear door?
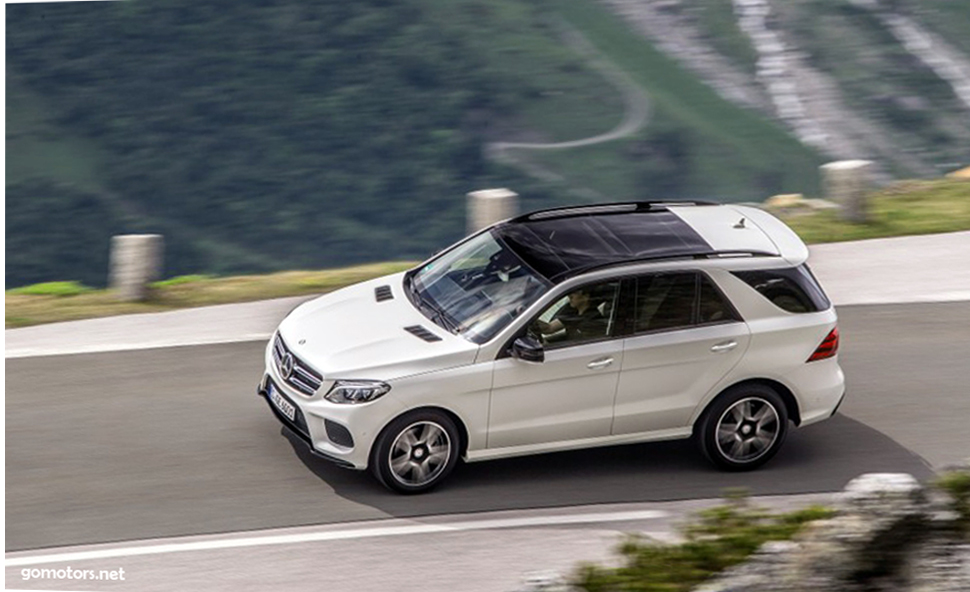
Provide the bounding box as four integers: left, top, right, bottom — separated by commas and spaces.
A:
612, 272, 750, 435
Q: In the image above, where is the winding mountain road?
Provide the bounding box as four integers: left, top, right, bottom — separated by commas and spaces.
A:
485, 22, 650, 194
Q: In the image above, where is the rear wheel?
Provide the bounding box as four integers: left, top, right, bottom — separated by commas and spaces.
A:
697, 385, 789, 471
371, 410, 460, 494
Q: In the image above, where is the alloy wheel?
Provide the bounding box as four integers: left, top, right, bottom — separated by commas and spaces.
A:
714, 397, 780, 463
387, 421, 452, 487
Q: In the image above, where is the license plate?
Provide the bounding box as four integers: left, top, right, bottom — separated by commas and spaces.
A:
269, 384, 296, 422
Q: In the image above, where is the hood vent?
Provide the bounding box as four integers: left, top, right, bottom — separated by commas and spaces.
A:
404, 325, 442, 342
374, 285, 393, 302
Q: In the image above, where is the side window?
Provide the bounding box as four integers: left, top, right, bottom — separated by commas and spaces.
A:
732, 265, 830, 313
698, 275, 740, 324
530, 281, 621, 348
633, 272, 740, 333
634, 273, 696, 332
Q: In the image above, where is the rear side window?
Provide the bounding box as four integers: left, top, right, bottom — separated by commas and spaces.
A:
732, 265, 831, 313
698, 275, 736, 323
632, 272, 740, 333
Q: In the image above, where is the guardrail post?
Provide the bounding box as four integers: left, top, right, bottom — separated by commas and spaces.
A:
109, 234, 164, 301
821, 160, 873, 223
467, 188, 519, 234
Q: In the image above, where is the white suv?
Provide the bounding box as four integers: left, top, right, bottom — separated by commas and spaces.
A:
258, 202, 844, 493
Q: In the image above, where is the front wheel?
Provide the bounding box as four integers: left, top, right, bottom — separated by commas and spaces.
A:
371, 410, 460, 494
696, 385, 789, 471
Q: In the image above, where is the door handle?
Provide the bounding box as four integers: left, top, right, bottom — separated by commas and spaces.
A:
711, 341, 738, 353
587, 357, 614, 370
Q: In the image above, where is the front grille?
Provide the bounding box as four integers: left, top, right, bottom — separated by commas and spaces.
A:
272, 333, 324, 396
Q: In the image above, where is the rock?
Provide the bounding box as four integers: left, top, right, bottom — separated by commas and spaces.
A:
803, 198, 840, 210
839, 473, 925, 521
765, 193, 804, 208
946, 165, 970, 179
690, 473, 947, 592
910, 541, 970, 592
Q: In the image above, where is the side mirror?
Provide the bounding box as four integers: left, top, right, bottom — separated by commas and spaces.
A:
512, 335, 544, 363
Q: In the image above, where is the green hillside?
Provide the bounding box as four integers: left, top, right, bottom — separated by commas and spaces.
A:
6, 0, 824, 288
770, 0, 970, 173
911, 0, 970, 56
529, 0, 824, 201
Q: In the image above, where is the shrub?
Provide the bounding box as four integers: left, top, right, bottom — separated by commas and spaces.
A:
575, 493, 833, 592
936, 470, 970, 533
8, 281, 94, 297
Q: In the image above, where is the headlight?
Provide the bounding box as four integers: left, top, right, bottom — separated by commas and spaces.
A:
324, 380, 391, 404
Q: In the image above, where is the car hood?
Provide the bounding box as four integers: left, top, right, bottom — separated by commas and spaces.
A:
276, 271, 479, 381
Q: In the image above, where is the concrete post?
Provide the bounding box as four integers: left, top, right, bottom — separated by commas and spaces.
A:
821, 160, 874, 223
467, 188, 519, 235
109, 234, 164, 301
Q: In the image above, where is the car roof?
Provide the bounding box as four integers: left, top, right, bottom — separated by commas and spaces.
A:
493, 201, 808, 282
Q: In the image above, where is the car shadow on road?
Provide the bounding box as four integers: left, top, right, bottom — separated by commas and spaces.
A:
284, 413, 933, 519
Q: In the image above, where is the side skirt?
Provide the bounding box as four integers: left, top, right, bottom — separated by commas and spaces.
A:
464, 427, 693, 463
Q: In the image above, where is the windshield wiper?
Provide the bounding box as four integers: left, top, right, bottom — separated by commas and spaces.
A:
421, 294, 460, 334
406, 273, 460, 334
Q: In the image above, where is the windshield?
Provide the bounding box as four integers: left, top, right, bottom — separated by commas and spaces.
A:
408, 230, 550, 344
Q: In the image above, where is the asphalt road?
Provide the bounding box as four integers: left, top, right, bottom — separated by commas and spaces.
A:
7, 302, 968, 552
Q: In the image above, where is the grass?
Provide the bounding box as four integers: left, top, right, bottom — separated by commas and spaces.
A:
7, 281, 94, 297
5, 262, 414, 328
149, 274, 212, 288
777, 179, 970, 243
575, 493, 833, 592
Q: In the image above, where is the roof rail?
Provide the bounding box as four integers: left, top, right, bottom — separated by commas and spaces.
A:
551, 249, 777, 282
507, 200, 720, 223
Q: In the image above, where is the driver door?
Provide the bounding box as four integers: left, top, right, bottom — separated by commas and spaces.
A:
486, 280, 624, 449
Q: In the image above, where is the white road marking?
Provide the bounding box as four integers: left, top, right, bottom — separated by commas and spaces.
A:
4, 334, 273, 359
5, 510, 667, 567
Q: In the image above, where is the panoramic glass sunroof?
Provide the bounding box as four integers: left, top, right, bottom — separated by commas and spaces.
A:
497, 211, 712, 281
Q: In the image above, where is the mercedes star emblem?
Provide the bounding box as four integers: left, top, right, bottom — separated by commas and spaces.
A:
280, 353, 295, 380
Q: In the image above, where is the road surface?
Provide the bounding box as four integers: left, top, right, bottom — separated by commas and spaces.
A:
7, 302, 967, 553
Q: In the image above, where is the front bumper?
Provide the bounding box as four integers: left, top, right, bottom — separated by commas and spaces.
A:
257, 377, 356, 469
258, 333, 410, 471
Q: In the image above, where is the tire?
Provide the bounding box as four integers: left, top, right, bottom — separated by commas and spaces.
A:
370, 410, 460, 494
696, 384, 789, 471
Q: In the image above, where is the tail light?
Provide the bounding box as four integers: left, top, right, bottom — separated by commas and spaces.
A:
807, 327, 839, 362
